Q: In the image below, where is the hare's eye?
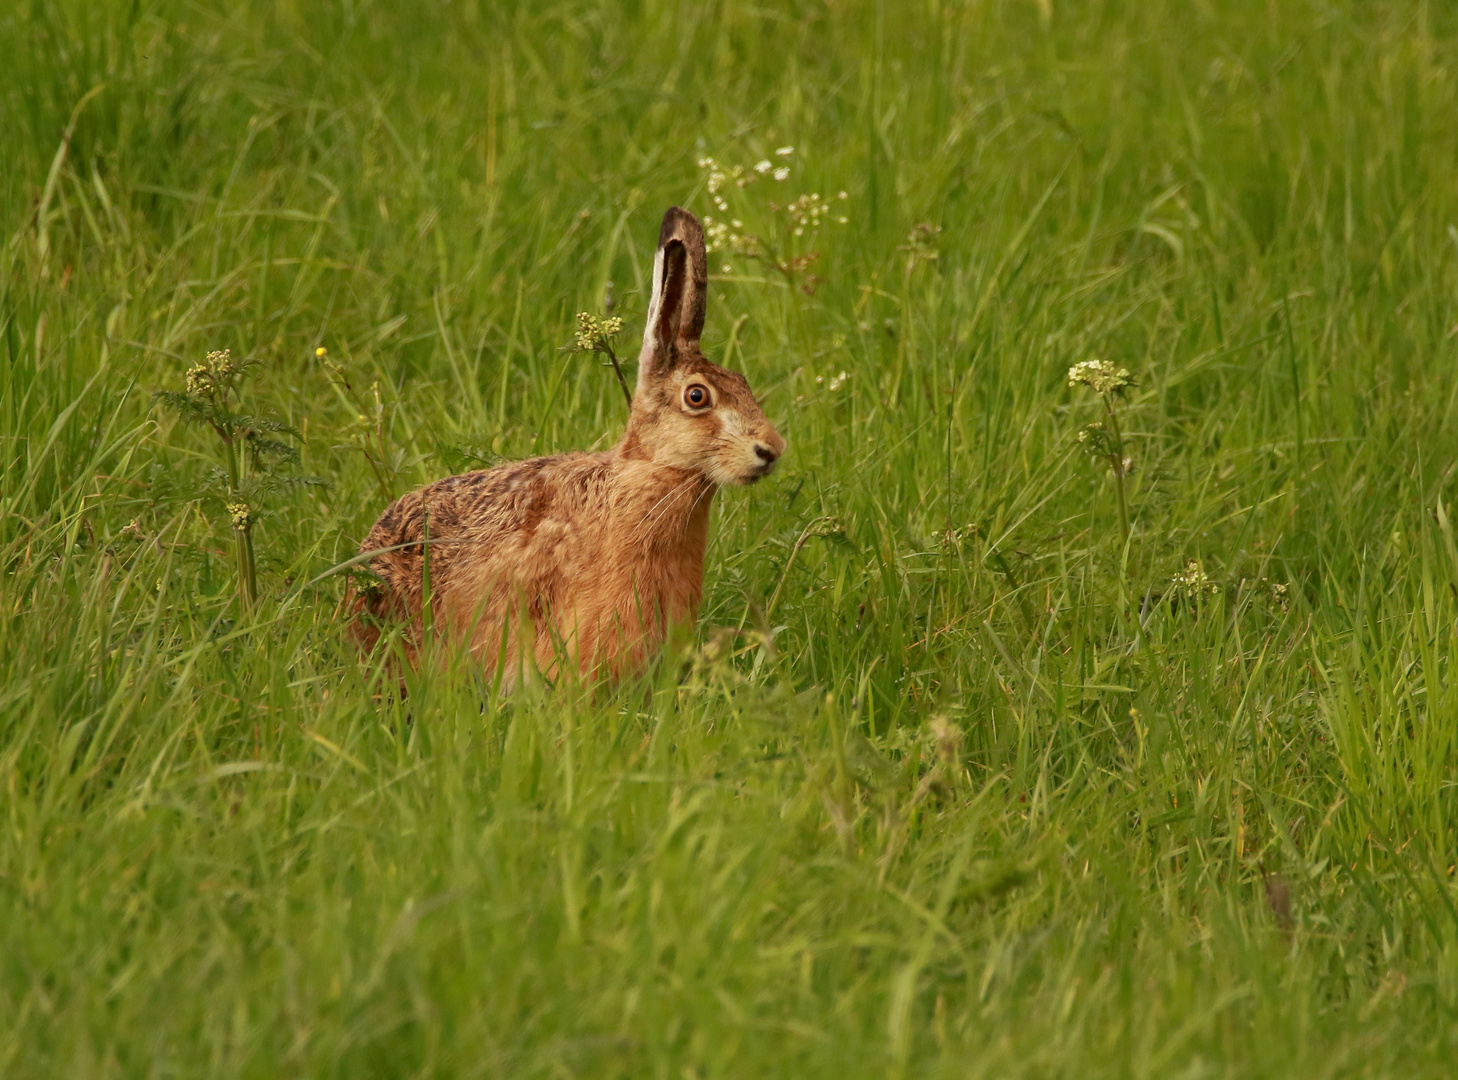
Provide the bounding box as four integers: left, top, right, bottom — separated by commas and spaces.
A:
684, 384, 711, 409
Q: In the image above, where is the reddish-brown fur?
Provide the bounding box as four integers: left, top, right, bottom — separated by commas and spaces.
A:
350, 207, 785, 686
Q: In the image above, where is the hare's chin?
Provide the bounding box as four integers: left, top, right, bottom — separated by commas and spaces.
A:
715, 469, 766, 488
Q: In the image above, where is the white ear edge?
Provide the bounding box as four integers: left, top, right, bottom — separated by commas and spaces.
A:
636, 246, 667, 396
640, 245, 667, 356
637, 239, 686, 396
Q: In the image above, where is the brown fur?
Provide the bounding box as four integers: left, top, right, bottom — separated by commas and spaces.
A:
350, 207, 786, 687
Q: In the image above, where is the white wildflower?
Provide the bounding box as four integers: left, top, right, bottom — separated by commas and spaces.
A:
1067, 359, 1133, 394
1171, 561, 1219, 598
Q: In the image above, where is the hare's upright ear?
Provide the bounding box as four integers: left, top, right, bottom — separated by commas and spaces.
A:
663, 207, 708, 344
637, 207, 708, 394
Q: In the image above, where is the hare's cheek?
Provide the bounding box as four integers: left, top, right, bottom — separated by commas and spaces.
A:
714, 410, 744, 440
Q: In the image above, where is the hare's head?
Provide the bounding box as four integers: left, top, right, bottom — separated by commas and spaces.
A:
621, 207, 787, 487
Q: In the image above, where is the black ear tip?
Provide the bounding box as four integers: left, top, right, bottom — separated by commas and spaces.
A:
659, 206, 701, 246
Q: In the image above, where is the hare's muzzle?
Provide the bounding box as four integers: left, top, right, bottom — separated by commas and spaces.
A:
746, 431, 786, 481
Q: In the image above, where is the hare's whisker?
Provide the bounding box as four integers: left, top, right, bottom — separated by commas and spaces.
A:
633, 474, 701, 541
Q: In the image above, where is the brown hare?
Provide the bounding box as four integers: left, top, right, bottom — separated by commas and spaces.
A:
351, 206, 786, 686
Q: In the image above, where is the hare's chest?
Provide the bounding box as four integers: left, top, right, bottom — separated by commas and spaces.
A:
631, 531, 708, 622
583, 482, 713, 620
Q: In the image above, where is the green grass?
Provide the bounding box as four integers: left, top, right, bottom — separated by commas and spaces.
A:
5, 0, 1458, 1074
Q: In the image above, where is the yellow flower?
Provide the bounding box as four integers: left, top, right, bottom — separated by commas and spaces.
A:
185, 363, 213, 397
572, 312, 622, 353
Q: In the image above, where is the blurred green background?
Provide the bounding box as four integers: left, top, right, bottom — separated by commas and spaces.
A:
4, 1, 1458, 1075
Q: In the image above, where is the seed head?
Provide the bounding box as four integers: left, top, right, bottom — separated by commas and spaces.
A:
1262, 578, 1291, 612
900, 222, 942, 271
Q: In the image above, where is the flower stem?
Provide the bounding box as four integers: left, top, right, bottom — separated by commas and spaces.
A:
221, 407, 256, 610
602, 344, 633, 409
1104, 395, 1130, 551
235, 527, 257, 611
1111, 466, 1130, 552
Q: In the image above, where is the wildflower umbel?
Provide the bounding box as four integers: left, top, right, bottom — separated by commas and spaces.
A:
1068, 358, 1136, 549
696, 147, 848, 292
573, 312, 624, 354
1270, 580, 1290, 610
154, 346, 315, 611
1241, 576, 1291, 613
184, 349, 241, 399
1170, 561, 1220, 600
785, 192, 840, 237
1068, 359, 1133, 395
566, 311, 632, 409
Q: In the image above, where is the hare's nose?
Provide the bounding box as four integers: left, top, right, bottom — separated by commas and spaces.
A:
754, 443, 779, 465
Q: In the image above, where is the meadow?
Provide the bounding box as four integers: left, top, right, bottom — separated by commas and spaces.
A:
4, 0, 1458, 1075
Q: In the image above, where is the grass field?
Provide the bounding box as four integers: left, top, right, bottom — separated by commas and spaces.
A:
5, 0, 1458, 1075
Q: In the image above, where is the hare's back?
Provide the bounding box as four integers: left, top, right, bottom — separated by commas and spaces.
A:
360, 452, 609, 596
